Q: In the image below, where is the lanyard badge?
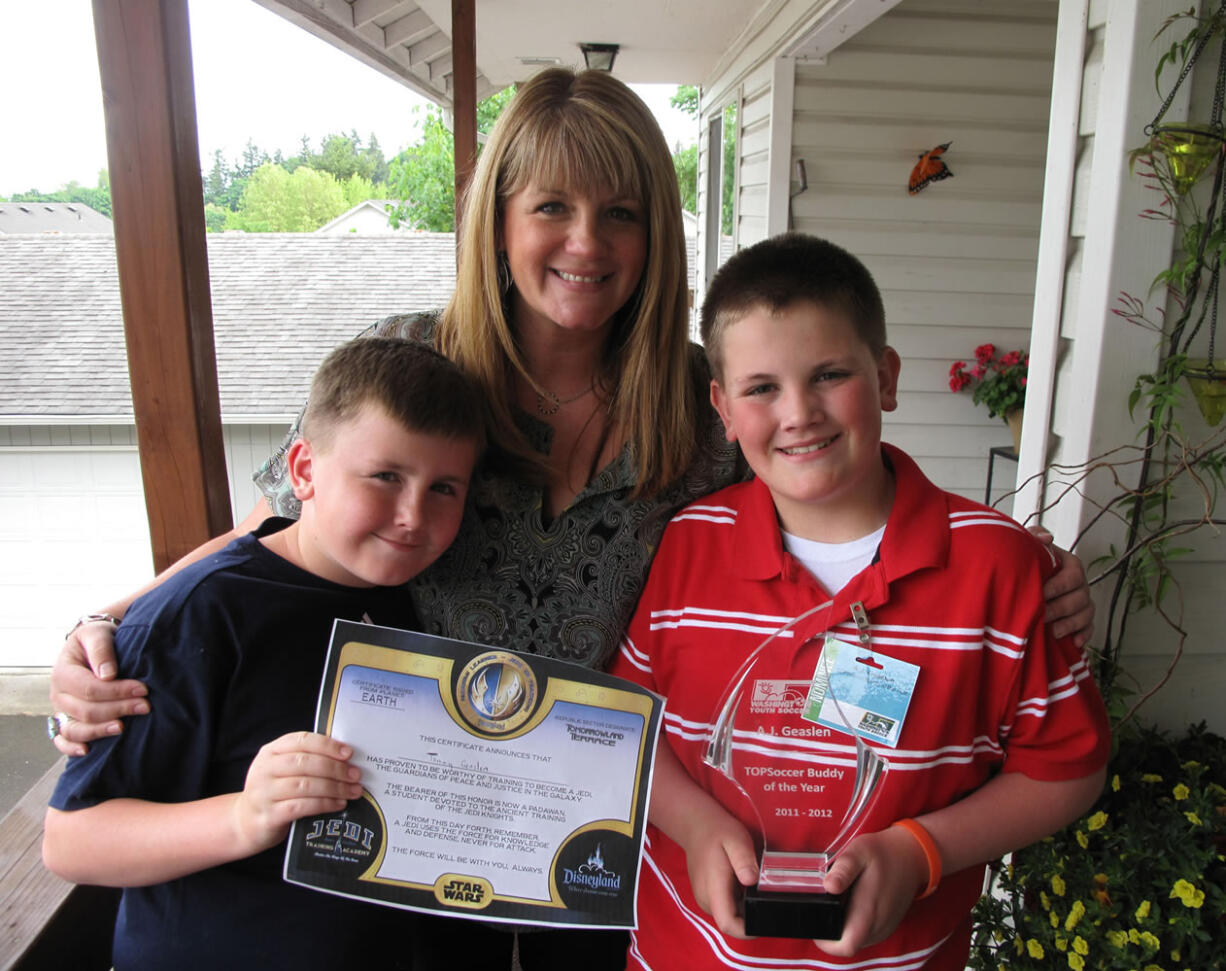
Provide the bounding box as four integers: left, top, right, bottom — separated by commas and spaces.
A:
801, 601, 919, 749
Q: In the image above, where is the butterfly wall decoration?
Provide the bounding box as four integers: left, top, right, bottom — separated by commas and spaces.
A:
908, 142, 953, 195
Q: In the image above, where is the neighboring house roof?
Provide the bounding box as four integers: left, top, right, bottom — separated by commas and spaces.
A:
0, 202, 112, 235
0, 233, 458, 420
315, 199, 408, 235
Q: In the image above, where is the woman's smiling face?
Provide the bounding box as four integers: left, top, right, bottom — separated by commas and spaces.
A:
500, 182, 647, 339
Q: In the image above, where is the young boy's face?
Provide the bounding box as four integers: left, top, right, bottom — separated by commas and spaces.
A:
288, 403, 478, 587
711, 300, 901, 543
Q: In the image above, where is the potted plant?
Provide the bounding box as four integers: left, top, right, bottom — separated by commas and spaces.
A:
949, 343, 1029, 452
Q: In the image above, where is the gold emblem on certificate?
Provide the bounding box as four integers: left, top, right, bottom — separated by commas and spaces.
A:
704, 609, 890, 939
284, 621, 662, 929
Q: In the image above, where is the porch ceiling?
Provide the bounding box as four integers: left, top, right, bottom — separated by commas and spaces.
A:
253, 0, 777, 103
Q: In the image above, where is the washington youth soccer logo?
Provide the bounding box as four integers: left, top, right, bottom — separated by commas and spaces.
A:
456, 651, 537, 733
750, 679, 811, 715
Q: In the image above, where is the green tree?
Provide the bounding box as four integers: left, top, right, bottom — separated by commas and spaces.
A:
670, 85, 698, 117
669, 86, 700, 214
341, 172, 377, 208
387, 106, 456, 231
225, 163, 347, 232
666, 84, 734, 231
721, 103, 737, 236
673, 144, 698, 214
203, 203, 229, 233
203, 150, 230, 209
387, 85, 516, 231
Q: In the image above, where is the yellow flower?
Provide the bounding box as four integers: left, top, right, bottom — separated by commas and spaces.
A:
1052, 873, 1067, 896
1173, 783, 1189, 801
1065, 900, 1086, 930
1050, 910, 1060, 928
1141, 773, 1163, 783
1056, 935, 1068, 951
1041, 890, 1052, 911
1106, 929, 1128, 948
1135, 900, 1152, 920
1014, 936, 1024, 955
1112, 773, 1121, 791
1073, 936, 1089, 955
1027, 938, 1045, 959
1139, 930, 1161, 950
1184, 811, 1202, 826
1076, 830, 1089, 848
1068, 954, 1085, 971
1181, 759, 1200, 770
1143, 965, 1164, 971
1170, 879, 1205, 908
1129, 928, 1142, 944
1087, 811, 1109, 831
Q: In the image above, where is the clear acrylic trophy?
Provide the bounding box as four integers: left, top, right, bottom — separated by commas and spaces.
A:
703, 604, 889, 939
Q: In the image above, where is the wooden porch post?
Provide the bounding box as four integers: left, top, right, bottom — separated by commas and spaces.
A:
92, 0, 233, 572
452, 0, 477, 237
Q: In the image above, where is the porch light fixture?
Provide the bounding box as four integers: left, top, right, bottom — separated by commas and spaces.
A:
579, 43, 619, 72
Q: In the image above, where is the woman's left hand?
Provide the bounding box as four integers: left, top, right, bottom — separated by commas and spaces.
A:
1029, 527, 1094, 647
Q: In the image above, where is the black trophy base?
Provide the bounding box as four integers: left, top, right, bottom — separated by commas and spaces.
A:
744, 884, 845, 939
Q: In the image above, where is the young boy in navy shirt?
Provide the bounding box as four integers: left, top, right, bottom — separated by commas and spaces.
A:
43, 337, 485, 969
612, 234, 1109, 970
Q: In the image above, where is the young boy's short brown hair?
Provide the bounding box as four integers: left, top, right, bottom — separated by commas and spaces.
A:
700, 233, 887, 379
302, 337, 486, 453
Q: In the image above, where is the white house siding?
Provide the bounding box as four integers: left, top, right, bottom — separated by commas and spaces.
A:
0, 423, 288, 668
1020, 0, 1224, 733
735, 64, 776, 250
785, 0, 1058, 506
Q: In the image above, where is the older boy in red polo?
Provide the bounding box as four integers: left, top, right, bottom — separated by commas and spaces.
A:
612, 234, 1109, 971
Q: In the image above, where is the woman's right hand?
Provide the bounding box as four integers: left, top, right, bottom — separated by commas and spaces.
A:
49, 620, 149, 757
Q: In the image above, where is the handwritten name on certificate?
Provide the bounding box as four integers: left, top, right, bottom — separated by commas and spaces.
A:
284, 620, 663, 928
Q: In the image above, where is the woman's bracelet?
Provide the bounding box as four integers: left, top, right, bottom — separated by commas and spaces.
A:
65, 613, 121, 641
891, 818, 941, 899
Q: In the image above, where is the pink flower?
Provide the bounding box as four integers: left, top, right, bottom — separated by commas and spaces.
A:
972, 364, 986, 379
975, 343, 996, 364
999, 350, 1022, 367
1020, 376, 1027, 388
949, 361, 966, 376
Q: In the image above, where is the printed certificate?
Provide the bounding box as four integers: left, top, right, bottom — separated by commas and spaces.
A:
284, 620, 662, 928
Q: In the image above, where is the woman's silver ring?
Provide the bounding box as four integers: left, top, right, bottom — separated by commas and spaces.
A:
46, 712, 73, 740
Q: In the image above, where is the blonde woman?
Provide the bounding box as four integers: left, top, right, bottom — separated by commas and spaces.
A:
50, 68, 1095, 970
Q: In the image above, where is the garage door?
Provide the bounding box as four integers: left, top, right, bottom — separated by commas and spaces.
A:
0, 437, 152, 667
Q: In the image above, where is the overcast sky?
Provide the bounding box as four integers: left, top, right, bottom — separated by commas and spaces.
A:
0, 0, 696, 198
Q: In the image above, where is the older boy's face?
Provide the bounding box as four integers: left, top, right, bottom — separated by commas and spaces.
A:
290, 404, 478, 588
711, 302, 900, 543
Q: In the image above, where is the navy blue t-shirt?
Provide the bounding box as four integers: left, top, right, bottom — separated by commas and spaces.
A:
51, 519, 418, 969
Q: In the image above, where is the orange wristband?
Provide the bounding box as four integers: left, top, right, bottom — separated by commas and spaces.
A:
892, 818, 941, 899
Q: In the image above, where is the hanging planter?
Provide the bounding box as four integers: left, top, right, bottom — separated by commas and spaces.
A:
1152, 123, 1223, 194
1184, 358, 1226, 425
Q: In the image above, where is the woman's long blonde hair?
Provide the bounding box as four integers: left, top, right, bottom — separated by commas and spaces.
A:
436, 67, 696, 498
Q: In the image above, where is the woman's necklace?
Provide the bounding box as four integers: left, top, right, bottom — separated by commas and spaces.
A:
535, 381, 595, 417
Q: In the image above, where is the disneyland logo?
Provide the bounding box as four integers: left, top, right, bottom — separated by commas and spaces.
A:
561, 843, 622, 892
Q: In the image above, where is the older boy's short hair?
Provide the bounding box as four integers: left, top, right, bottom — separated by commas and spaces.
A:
701, 233, 887, 379
301, 337, 486, 452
